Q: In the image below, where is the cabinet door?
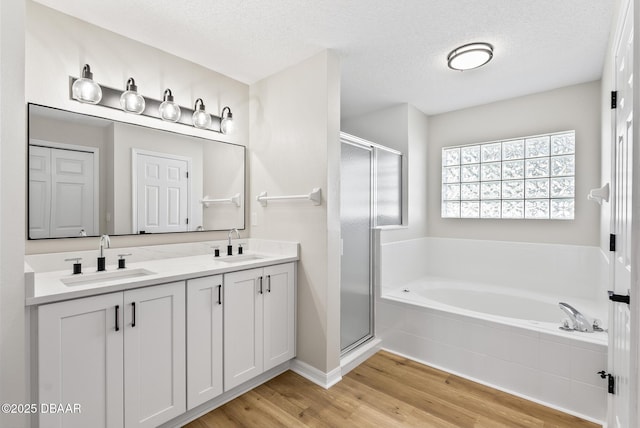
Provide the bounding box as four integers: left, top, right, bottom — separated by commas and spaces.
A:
263, 263, 296, 370
38, 293, 124, 428
123, 282, 185, 428
186, 275, 223, 409
223, 268, 263, 390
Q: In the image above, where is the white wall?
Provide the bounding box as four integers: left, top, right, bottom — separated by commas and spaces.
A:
249, 50, 342, 373
0, 1, 27, 428
427, 81, 602, 246
342, 104, 429, 243
25, 1, 250, 254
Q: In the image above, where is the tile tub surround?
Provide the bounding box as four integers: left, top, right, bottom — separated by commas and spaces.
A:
24, 239, 299, 305
377, 298, 607, 423
377, 237, 609, 423
380, 237, 608, 304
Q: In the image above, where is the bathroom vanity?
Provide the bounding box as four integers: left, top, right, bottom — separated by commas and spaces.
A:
25, 239, 298, 428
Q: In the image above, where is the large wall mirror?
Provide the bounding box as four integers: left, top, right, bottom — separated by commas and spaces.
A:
28, 104, 245, 239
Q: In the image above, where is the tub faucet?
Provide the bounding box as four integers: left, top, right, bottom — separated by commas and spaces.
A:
227, 228, 240, 256
97, 235, 110, 272
558, 302, 593, 332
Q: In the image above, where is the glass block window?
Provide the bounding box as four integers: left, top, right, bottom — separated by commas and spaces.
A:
441, 131, 575, 220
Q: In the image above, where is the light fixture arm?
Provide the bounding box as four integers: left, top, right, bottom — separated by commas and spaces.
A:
125, 77, 137, 92
81, 64, 93, 79
194, 98, 206, 111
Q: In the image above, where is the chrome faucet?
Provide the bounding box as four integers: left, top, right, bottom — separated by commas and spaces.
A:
558, 302, 593, 332
227, 228, 240, 255
97, 235, 110, 271
99, 235, 111, 256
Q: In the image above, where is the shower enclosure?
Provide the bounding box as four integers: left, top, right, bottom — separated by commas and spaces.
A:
340, 133, 403, 354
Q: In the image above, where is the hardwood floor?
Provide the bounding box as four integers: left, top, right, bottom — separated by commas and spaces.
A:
185, 351, 600, 427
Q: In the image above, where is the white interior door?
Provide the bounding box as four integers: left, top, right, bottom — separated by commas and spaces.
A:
50, 148, 95, 237
29, 145, 96, 238
29, 145, 52, 239
135, 153, 189, 234
609, 1, 634, 426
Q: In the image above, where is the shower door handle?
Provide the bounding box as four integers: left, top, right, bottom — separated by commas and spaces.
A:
608, 290, 630, 305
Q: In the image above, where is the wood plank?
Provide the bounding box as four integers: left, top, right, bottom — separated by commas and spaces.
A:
189, 351, 601, 428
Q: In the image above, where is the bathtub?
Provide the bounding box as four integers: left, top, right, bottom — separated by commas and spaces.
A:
379, 278, 607, 423
386, 277, 607, 338
377, 238, 609, 424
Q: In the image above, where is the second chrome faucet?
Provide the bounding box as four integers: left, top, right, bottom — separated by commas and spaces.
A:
97, 234, 110, 271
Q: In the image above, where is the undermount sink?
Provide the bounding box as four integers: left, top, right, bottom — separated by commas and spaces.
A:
217, 254, 266, 264
61, 268, 156, 287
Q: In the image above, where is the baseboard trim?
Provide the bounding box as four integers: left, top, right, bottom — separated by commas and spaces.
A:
290, 358, 342, 389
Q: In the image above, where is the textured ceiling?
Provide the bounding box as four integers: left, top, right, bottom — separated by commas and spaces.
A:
33, 0, 614, 118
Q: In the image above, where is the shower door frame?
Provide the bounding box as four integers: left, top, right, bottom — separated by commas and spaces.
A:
340, 136, 376, 356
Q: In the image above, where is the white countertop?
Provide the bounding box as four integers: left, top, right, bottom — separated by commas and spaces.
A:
25, 239, 299, 306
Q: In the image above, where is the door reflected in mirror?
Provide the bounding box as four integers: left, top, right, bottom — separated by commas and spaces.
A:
28, 104, 245, 239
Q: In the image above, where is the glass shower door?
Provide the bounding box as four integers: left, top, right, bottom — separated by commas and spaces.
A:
340, 141, 373, 353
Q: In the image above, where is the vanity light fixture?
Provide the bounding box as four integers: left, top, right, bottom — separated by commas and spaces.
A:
69, 71, 234, 134
158, 89, 181, 122
71, 64, 103, 104
220, 106, 234, 134
192, 98, 212, 129
447, 42, 494, 71
120, 77, 146, 114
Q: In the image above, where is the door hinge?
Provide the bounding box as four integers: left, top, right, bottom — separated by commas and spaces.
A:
610, 233, 616, 252
186, 218, 189, 225
608, 291, 630, 305
611, 91, 618, 109
598, 371, 615, 394
186, 171, 189, 179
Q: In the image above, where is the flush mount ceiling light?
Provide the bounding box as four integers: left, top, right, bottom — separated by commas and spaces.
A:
220, 106, 234, 134
158, 89, 181, 122
71, 64, 103, 104
120, 77, 146, 114
447, 42, 494, 71
192, 98, 212, 129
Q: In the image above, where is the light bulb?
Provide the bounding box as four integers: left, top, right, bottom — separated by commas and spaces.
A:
220, 106, 234, 134
71, 64, 102, 104
159, 89, 181, 122
192, 98, 212, 129
120, 77, 145, 114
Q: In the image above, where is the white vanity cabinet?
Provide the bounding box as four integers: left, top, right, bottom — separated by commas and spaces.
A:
37, 281, 185, 428
186, 275, 223, 409
223, 263, 296, 391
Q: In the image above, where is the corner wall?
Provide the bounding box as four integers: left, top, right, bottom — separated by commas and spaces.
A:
249, 50, 342, 373
0, 0, 27, 427
427, 81, 602, 246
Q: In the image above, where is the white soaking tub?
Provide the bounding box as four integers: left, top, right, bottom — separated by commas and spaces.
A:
377, 238, 610, 424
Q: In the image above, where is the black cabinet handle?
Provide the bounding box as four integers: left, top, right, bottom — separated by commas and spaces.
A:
267, 275, 271, 293
217, 284, 222, 305
259, 276, 263, 294
131, 302, 136, 327
115, 305, 120, 331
